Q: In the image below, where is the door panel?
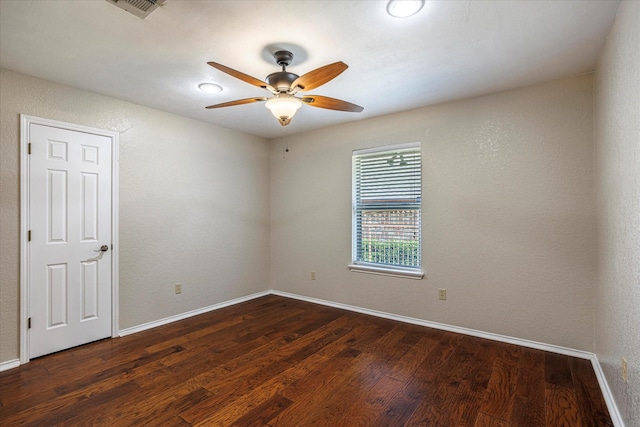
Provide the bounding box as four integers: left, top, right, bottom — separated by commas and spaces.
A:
29, 123, 112, 359
81, 173, 99, 241
48, 169, 68, 242
81, 260, 99, 320
47, 263, 68, 328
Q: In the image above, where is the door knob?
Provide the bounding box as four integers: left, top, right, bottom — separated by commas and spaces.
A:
94, 245, 109, 252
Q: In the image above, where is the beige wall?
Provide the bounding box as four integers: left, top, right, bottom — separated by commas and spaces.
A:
0, 70, 271, 363
270, 75, 596, 351
595, 1, 640, 425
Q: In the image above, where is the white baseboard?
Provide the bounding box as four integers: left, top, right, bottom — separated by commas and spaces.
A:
118, 291, 270, 337
591, 355, 626, 427
271, 290, 593, 360
0, 359, 20, 372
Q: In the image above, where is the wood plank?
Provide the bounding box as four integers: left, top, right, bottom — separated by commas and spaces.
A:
477, 354, 520, 422
100, 370, 222, 424
1, 380, 140, 426
545, 352, 574, 388
53, 344, 185, 395
68, 385, 212, 426
386, 333, 441, 382
276, 353, 390, 426
178, 324, 354, 424
229, 394, 293, 427
447, 379, 485, 426
474, 412, 511, 427
546, 384, 584, 427
569, 357, 614, 427
185, 351, 330, 427
370, 393, 421, 427
463, 336, 503, 392
406, 336, 480, 426
511, 347, 546, 426
371, 333, 461, 426
339, 375, 406, 426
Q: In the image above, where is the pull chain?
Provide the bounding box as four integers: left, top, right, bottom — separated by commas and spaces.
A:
282, 127, 289, 159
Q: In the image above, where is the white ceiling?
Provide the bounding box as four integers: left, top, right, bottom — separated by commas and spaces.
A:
0, 0, 620, 139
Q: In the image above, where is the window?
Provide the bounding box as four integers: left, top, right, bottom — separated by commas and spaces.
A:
350, 142, 423, 279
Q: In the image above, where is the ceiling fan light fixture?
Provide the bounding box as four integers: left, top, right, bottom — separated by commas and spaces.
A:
265, 94, 302, 126
387, 0, 425, 18
198, 83, 223, 94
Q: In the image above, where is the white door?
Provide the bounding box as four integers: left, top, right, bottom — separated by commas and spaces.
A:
28, 123, 113, 359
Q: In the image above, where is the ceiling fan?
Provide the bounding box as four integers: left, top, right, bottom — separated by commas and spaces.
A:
206, 50, 364, 126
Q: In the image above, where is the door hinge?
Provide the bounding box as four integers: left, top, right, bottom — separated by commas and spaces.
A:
28, 317, 31, 329
28, 143, 32, 154
28, 230, 31, 241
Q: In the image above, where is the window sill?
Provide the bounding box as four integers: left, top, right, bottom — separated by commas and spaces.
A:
348, 264, 424, 280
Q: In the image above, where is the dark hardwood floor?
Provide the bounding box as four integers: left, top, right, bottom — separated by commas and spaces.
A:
0, 295, 612, 426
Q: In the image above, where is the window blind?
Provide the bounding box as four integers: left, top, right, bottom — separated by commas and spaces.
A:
353, 143, 421, 269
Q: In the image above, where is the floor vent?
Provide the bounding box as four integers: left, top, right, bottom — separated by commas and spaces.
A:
106, 0, 166, 19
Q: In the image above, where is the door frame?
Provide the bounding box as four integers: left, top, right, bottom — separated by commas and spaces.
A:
19, 114, 120, 364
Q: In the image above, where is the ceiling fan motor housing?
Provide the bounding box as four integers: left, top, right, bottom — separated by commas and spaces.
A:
266, 71, 299, 92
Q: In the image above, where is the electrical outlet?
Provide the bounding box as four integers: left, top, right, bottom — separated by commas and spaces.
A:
310, 271, 316, 280
622, 357, 628, 382
175, 283, 182, 294
438, 288, 447, 300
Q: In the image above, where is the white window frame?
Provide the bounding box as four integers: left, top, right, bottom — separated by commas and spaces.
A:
349, 142, 424, 280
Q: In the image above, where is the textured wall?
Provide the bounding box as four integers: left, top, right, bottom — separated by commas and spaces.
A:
594, 1, 640, 425
0, 70, 270, 363
270, 75, 596, 351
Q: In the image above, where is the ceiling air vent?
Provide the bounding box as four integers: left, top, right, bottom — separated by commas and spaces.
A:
106, 0, 166, 19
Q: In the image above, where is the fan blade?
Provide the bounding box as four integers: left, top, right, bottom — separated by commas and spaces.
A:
207, 61, 275, 93
205, 97, 267, 109
291, 62, 348, 92
300, 95, 363, 112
